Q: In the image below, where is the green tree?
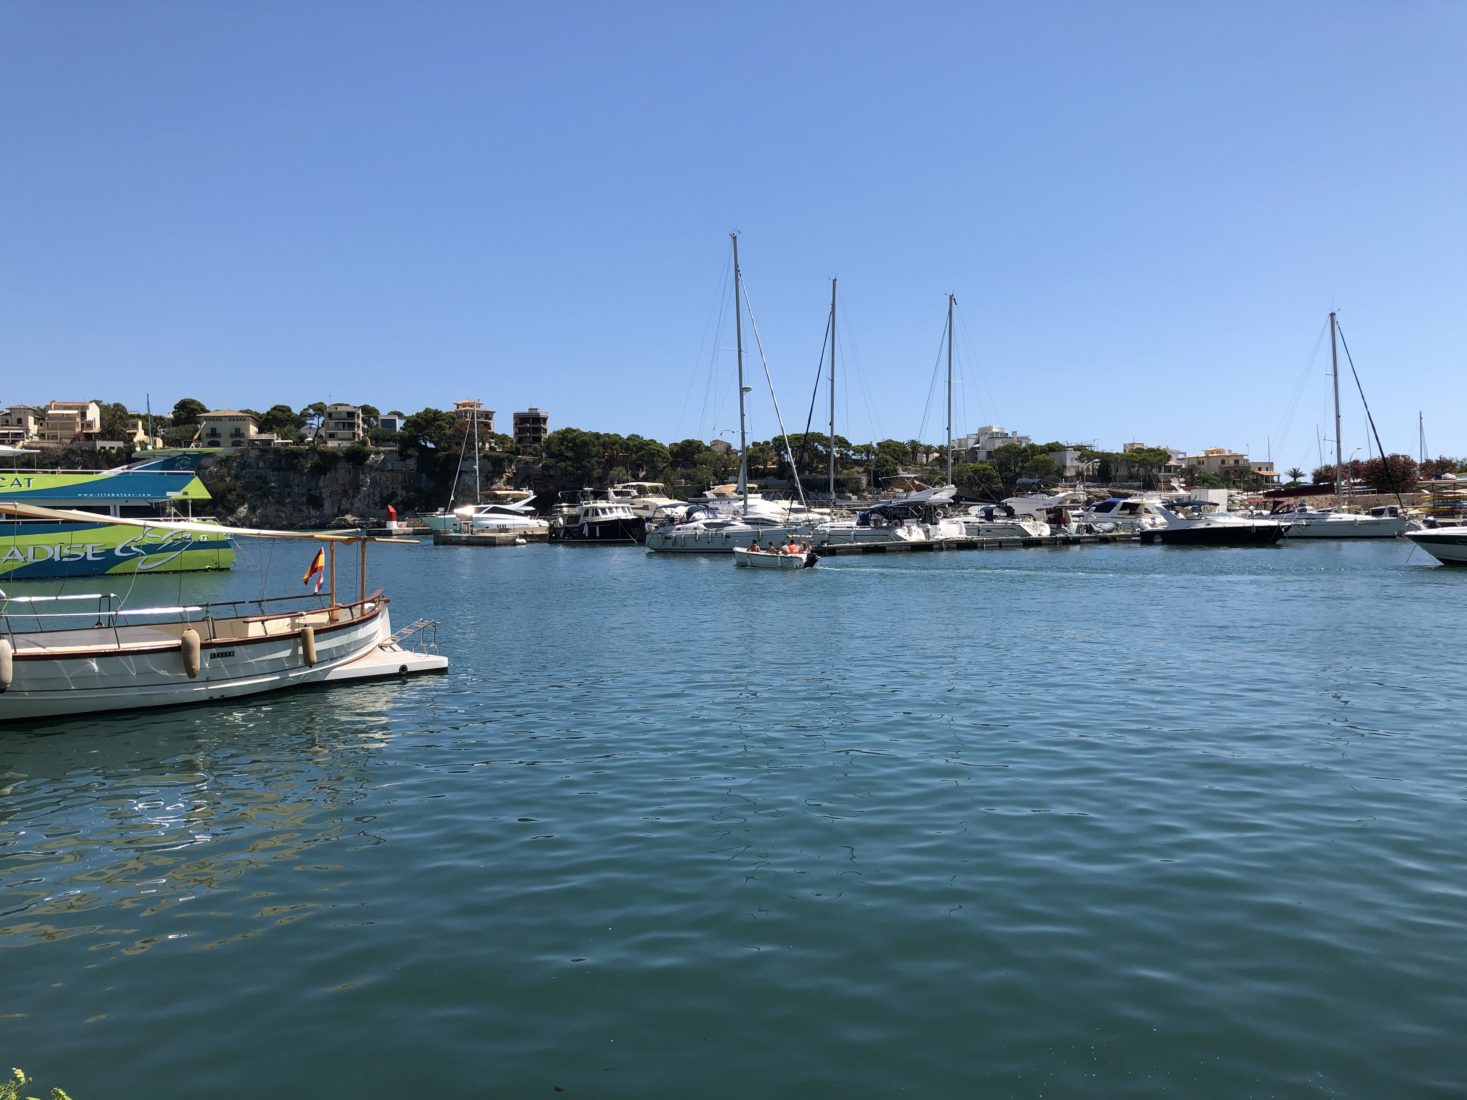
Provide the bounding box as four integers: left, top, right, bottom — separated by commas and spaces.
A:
989, 443, 1031, 492
1185, 464, 1224, 489
1021, 453, 1060, 482
359, 403, 380, 428
1285, 467, 1305, 484
625, 435, 670, 480
1122, 446, 1173, 489
952, 461, 1001, 496
171, 397, 207, 427
398, 408, 460, 459
668, 438, 710, 470
542, 427, 603, 487
96, 401, 136, 442
258, 404, 305, 438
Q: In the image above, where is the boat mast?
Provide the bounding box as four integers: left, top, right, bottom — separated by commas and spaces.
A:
1330, 310, 1343, 511
946, 293, 955, 486
733, 232, 748, 513
473, 401, 481, 503
829, 277, 837, 501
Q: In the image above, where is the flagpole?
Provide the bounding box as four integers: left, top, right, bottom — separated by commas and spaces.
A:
328, 543, 336, 606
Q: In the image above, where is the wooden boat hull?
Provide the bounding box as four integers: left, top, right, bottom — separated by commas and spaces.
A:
0, 600, 445, 721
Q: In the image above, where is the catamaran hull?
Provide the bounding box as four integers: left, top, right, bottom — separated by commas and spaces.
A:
0, 519, 235, 580
0, 606, 442, 721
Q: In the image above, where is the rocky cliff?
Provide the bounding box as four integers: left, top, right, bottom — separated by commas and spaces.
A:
199, 448, 430, 528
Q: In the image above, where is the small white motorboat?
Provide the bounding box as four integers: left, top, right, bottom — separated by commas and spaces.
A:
733, 546, 818, 570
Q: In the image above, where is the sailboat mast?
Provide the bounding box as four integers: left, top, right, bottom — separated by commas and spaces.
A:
946, 294, 955, 486
1330, 310, 1343, 511
829, 278, 837, 501
733, 232, 748, 513
473, 402, 481, 502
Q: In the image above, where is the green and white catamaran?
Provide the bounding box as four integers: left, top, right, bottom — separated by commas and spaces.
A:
0, 452, 234, 580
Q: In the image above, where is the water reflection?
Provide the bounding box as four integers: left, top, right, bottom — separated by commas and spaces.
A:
0, 687, 401, 953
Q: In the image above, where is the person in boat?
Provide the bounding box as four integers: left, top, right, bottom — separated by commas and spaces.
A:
749, 537, 762, 552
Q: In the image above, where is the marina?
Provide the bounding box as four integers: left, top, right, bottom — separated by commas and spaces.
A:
3, 538, 1465, 1097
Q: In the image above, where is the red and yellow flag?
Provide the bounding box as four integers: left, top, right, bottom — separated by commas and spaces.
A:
303, 547, 326, 593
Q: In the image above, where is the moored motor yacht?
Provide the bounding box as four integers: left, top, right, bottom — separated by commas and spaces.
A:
549, 490, 646, 543
812, 500, 963, 546
1076, 496, 1171, 535
1406, 525, 1467, 566
425, 491, 550, 537
1273, 502, 1408, 539
956, 503, 1051, 539
1141, 501, 1289, 546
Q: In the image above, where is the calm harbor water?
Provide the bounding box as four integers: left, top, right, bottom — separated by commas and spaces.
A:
3, 538, 1466, 1097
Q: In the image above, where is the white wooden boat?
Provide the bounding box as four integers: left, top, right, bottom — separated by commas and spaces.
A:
733, 546, 817, 569
0, 503, 447, 721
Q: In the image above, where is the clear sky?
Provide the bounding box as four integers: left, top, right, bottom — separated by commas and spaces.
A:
3, 1, 1463, 472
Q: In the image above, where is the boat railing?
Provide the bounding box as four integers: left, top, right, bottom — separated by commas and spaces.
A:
0, 589, 380, 638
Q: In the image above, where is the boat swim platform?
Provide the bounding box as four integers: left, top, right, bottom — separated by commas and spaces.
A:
814, 532, 1137, 555
432, 529, 550, 547
322, 642, 448, 682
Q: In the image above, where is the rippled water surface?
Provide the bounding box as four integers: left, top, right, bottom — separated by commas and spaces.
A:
4, 539, 1467, 1097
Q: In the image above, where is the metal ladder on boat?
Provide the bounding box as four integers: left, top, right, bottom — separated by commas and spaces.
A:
385, 618, 441, 653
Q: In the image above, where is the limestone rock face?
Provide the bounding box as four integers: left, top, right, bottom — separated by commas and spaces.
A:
200, 448, 427, 528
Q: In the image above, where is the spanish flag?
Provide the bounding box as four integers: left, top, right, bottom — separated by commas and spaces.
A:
303, 547, 326, 593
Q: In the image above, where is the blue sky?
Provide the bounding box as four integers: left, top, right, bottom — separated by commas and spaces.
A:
3, 1, 1463, 472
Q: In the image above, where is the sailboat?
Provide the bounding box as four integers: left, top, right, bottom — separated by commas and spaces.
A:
812, 294, 964, 546
646, 235, 815, 554
0, 503, 446, 721
1281, 312, 1407, 539
422, 402, 548, 538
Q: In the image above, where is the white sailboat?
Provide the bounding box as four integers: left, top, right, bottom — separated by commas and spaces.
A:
646, 235, 814, 554
0, 504, 446, 721
1282, 313, 1407, 539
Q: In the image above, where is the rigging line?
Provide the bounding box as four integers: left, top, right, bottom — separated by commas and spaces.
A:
1269, 316, 1330, 467
674, 252, 732, 443
1334, 320, 1406, 508
917, 313, 949, 448
954, 307, 994, 433
796, 313, 834, 482
739, 278, 807, 508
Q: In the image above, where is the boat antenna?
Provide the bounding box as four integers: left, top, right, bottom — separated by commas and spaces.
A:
946, 293, 955, 487
732, 232, 748, 513
829, 277, 837, 501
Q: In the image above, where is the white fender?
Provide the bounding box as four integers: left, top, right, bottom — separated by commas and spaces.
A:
300, 624, 317, 667
180, 629, 202, 679
0, 638, 13, 691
